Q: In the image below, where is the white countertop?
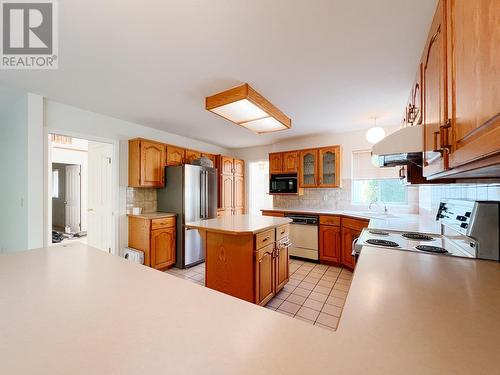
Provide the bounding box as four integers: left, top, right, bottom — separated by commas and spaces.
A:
127, 212, 176, 219
186, 215, 292, 234
1, 244, 499, 374
262, 208, 441, 234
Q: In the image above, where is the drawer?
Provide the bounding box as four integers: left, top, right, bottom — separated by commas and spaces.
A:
276, 224, 290, 240
256, 229, 276, 250
151, 217, 176, 230
319, 215, 340, 226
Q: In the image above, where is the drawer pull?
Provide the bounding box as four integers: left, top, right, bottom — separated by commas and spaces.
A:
263, 237, 270, 242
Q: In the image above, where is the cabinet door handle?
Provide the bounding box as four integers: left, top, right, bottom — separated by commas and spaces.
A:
433, 131, 440, 152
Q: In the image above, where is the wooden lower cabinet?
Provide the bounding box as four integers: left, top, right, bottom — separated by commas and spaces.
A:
255, 244, 276, 306
128, 215, 176, 270
319, 224, 341, 264
150, 228, 176, 270
275, 241, 290, 291
340, 217, 369, 270
341, 227, 359, 270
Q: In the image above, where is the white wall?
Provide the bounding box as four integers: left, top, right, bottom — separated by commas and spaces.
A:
0, 94, 28, 252
44, 100, 230, 254
27, 94, 45, 249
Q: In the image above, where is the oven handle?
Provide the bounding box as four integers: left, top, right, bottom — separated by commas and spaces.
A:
351, 237, 359, 256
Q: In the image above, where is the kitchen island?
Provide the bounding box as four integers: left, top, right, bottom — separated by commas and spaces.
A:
185, 215, 292, 305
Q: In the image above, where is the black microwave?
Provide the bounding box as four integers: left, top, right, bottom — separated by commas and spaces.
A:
270, 174, 298, 194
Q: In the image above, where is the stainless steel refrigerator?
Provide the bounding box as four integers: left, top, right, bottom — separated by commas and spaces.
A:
157, 165, 217, 268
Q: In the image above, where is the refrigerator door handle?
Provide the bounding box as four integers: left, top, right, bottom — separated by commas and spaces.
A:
204, 171, 209, 219
200, 171, 205, 219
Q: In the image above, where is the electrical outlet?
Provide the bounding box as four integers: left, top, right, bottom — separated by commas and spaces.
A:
323, 194, 328, 201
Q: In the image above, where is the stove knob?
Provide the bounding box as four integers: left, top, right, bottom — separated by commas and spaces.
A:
456, 215, 467, 221
465, 212, 471, 218
460, 223, 468, 229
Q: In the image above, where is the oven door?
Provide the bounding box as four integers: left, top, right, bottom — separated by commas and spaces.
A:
270, 174, 297, 194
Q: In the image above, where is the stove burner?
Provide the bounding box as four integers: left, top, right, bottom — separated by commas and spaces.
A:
402, 232, 434, 241
415, 245, 448, 254
366, 239, 400, 248
369, 230, 390, 236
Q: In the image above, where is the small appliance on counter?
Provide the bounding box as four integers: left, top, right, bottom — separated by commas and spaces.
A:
354, 199, 500, 261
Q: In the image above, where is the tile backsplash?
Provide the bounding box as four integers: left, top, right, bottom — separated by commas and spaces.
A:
273, 179, 419, 214
126, 187, 157, 214
418, 183, 500, 216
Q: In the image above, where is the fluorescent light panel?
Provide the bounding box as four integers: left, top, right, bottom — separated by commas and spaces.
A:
241, 117, 288, 133
206, 84, 291, 134
210, 99, 268, 124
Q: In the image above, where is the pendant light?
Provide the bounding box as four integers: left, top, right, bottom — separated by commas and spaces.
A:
366, 116, 386, 144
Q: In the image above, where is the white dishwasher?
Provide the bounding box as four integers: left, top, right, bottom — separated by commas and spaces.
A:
285, 214, 319, 261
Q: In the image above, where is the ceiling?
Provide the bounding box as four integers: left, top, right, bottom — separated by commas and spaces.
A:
0, 0, 437, 148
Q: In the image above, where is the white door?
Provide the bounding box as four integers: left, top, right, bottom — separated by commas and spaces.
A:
87, 142, 113, 253
65, 165, 81, 232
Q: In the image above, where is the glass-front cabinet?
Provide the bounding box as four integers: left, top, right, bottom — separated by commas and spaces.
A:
299, 149, 318, 187
318, 146, 340, 188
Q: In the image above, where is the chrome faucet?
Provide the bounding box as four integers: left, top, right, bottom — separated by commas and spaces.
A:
369, 200, 388, 214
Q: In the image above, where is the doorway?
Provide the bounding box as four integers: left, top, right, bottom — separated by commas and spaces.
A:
248, 161, 273, 215
48, 134, 116, 252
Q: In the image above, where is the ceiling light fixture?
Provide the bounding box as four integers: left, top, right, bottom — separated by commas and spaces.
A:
205, 84, 291, 134
366, 116, 386, 144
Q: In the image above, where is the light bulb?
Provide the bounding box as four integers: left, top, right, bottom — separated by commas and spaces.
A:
366, 127, 386, 144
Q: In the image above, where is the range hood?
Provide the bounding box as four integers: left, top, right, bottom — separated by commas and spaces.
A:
371, 125, 423, 167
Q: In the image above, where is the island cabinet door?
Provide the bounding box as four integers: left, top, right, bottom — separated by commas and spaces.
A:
150, 228, 176, 270
254, 244, 276, 306
275, 242, 289, 292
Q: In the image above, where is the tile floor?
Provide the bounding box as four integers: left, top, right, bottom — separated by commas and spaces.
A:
165, 259, 353, 332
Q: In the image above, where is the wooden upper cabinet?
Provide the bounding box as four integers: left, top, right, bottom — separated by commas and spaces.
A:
282, 152, 298, 173
201, 153, 216, 166
234, 175, 245, 214
299, 149, 318, 188
129, 139, 166, 188
318, 146, 341, 187
221, 156, 234, 174
269, 153, 283, 174
448, 0, 500, 169
166, 145, 185, 166
411, 64, 423, 126
185, 149, 201, 164
216, 155, 245, 216
422, 0, 449, 177
234, 159, 244, 176
221, 173, 234, 211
